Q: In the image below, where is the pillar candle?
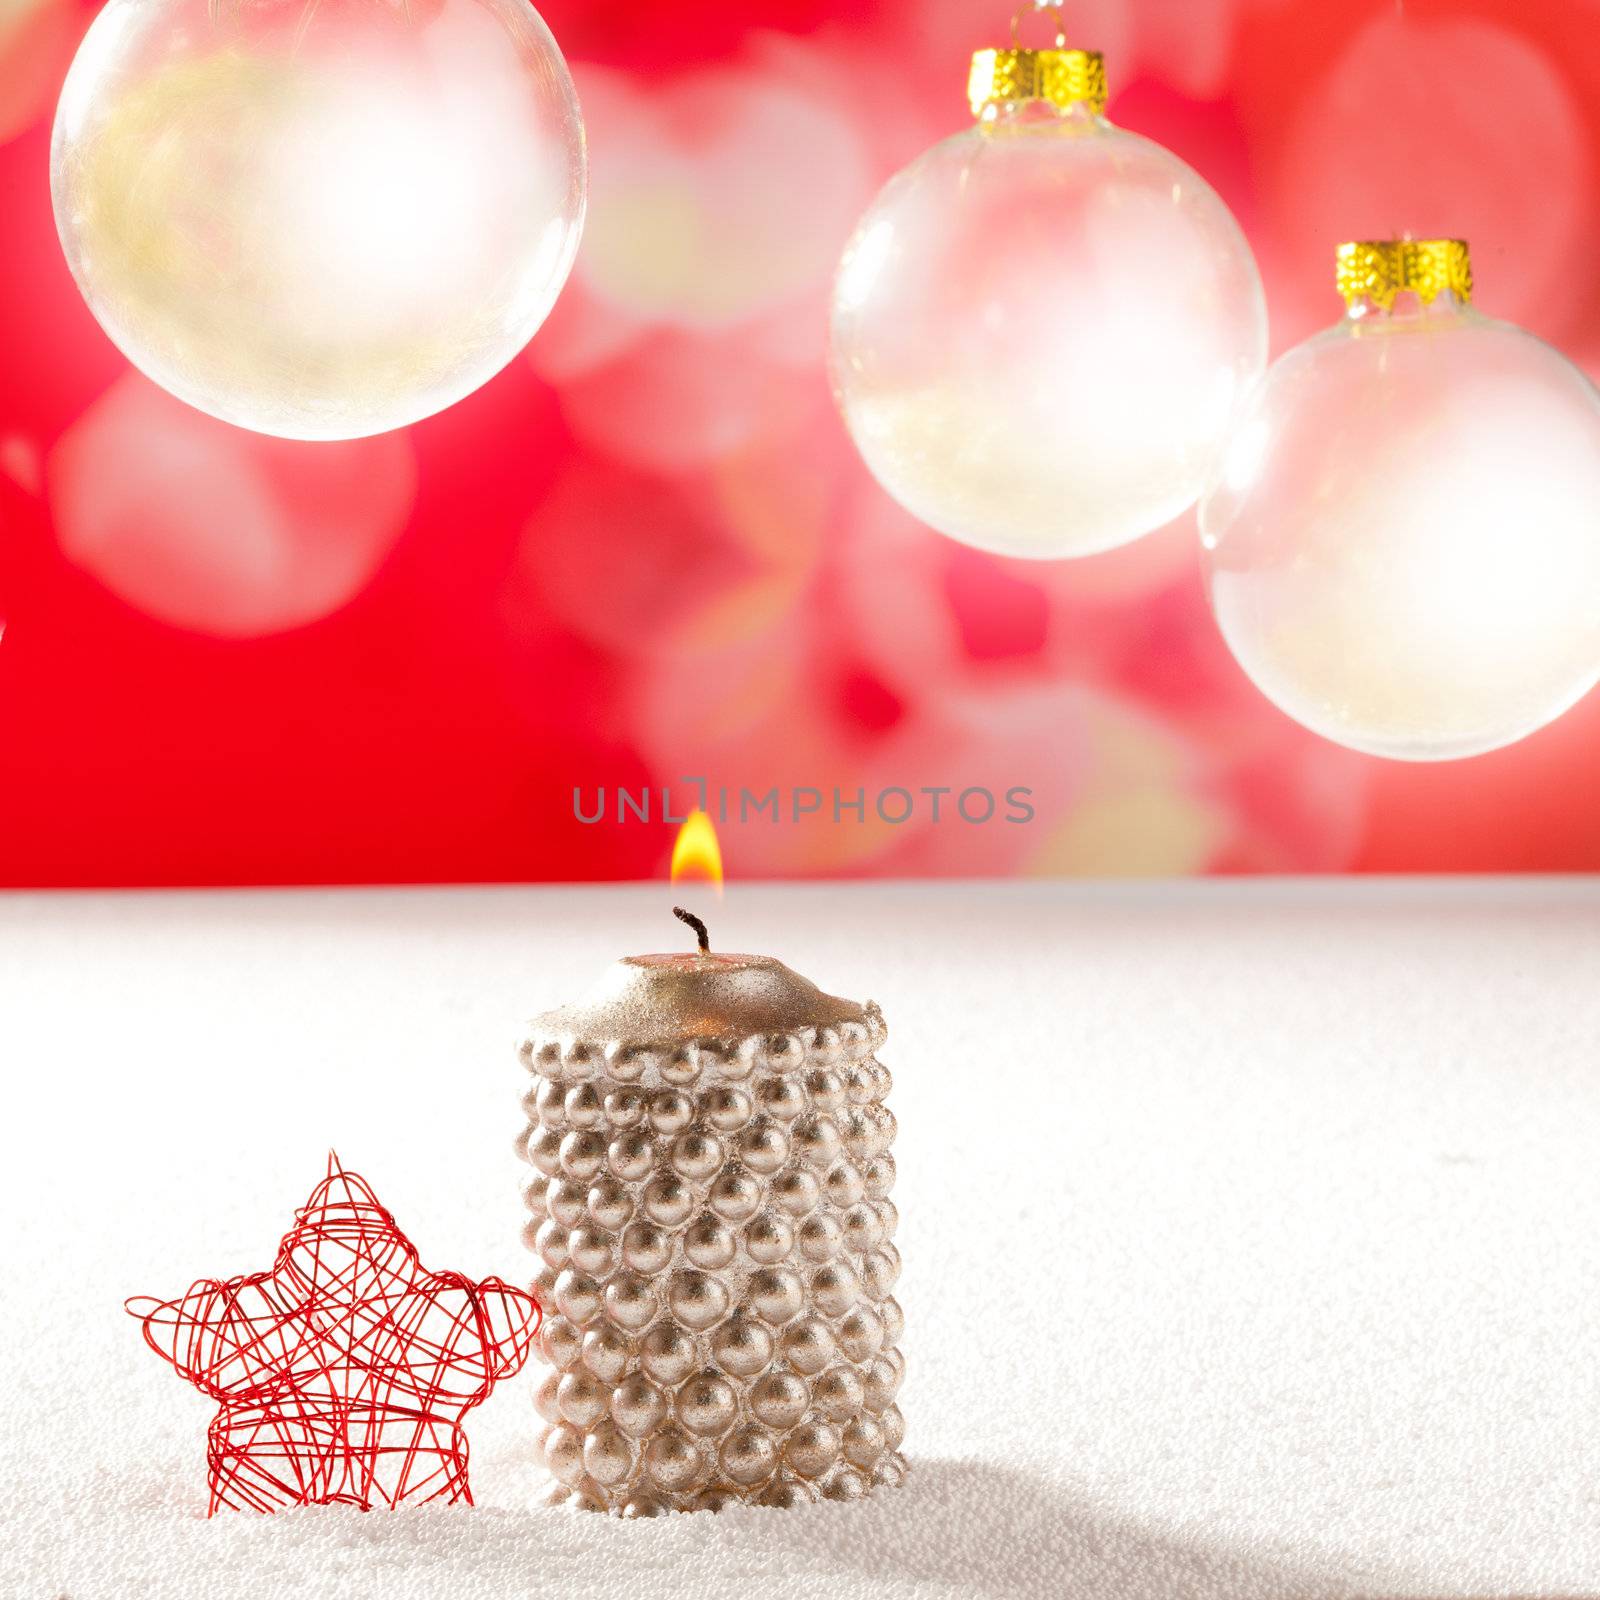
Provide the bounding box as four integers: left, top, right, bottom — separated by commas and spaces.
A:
517, 914, 906, 1513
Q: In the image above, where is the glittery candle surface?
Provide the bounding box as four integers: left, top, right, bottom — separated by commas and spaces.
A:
517, 951, 906, 1513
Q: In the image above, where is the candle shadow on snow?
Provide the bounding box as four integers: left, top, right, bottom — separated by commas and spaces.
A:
748, 1458, 1517, 1600
99, 1456, 1587, 1598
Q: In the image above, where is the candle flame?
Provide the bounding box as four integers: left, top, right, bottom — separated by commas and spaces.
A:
670, 808, 724, 896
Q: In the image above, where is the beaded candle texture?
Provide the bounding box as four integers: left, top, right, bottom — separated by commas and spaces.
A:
516, 911, 906, 1513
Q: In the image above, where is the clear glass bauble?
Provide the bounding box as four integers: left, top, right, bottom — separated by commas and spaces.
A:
829, 99, 1267, 559
1201, 295, 1600, 761
51, 0, 586, 440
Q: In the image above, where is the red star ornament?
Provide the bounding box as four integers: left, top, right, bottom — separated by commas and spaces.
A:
128, 1155, 540, 1513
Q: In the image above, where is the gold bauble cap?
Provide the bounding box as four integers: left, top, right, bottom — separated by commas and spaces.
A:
968, 46, 1107, 117
1336, 239, 1473, 310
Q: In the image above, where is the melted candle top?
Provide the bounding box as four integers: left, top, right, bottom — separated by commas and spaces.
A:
527, 950, 866, 1047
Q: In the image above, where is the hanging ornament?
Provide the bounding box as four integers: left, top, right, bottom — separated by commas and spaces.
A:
51, 0, 586, 441
1200, 239, 1600, 761
828, 1, 1265, 560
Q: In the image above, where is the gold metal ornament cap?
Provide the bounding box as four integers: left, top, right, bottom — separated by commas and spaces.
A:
1335, 239, 1473, 311
968, 46, 1107, 117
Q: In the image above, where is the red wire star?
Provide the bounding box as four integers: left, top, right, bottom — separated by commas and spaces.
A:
128, 1154, 540, 1514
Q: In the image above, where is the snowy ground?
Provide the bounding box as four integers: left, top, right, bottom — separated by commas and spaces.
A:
3, 881, 1598, 1599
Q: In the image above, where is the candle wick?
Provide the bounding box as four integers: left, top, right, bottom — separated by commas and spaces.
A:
672, 906, 711, 954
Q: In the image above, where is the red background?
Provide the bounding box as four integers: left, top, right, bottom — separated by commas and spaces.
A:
2, 0, 1599, 885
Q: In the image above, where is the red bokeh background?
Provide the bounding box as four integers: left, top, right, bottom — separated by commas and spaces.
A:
2, 0, 1599, 885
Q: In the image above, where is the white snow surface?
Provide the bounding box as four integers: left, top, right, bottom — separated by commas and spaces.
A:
2, 880, 1598, 1599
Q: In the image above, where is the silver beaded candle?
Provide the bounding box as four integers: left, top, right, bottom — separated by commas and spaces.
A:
516, 912, 906, 1514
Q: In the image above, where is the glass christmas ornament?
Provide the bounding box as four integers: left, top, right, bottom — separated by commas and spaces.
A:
51, 0, 585, 440
1201, 239, 1600, 761
828, 3, 1266, 560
